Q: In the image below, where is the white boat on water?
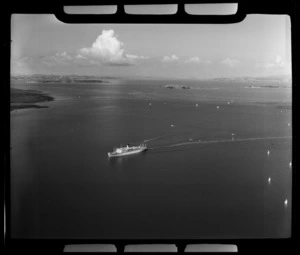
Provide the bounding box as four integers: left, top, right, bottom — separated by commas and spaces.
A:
108, 144, 147, 157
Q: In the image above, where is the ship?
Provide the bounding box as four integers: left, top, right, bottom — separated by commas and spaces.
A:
108, 144, 147, 157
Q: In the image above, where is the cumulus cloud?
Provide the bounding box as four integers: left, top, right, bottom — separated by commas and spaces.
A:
126, 54, 149, 59
264, 55, 289, 69
220, 58, 240, 67
40, 52, 73, 66
185, 57, 211, 64
162, 54, 179, 62
75, 54, 87, 60
73, 54, 103, 66
79, 30, 140, 66
37, 30, 148, 67
57, 52, 73, 60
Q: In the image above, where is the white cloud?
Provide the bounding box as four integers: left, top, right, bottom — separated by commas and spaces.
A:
73, 54, 103, 66
37, 30, 148, 67
75, 54, 87, 60
162, 54, 179, 62
126, 54, 149, 59
58, 52, 73, 60
73, 56, 100, 66
185, 57, 211, 64
40, 52, 74, 66
55, 52, 73, 61
220, 58, 240, 67
264, 55, 288, 69
79, 30, 138, 66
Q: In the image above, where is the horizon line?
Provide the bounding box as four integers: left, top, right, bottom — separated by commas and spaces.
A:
10, 73, 292, 81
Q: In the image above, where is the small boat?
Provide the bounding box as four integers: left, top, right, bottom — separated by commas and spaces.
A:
108, 144, 147, 157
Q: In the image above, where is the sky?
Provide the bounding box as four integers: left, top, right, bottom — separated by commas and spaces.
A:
11, 14, 291, 79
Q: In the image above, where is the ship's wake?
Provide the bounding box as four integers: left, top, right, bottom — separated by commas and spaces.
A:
143, 134, 169, 143
148, 136, 292, 150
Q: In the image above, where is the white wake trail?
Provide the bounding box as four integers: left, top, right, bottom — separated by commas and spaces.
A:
143, 135, 168, 143
148, 136, 292, 150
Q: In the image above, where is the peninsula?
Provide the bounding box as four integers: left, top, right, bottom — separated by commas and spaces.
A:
11, 88, 54, 111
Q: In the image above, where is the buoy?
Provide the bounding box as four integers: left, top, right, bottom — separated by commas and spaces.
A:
228, 102, 230, 104
288, 122, 290, 126
267, 150, 270, 156
217, 106, 219, 109
268, 177, 271, 184
289, 162, 292, 168
284, 199, 288, 207
231, 133, 235, 136
196, 104, 198, 107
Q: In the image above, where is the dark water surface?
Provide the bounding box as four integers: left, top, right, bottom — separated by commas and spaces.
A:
10, 79, 292, 239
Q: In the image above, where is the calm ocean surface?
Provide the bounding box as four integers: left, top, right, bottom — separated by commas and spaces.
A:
10, 78, 292, 239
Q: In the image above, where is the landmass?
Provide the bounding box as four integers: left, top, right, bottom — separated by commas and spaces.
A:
11, 74, 108, 84
163, 84, 191, 89
213, 74, 291, 83
213, 75, 291, 89
276, 105, 292, 110
11, 88, 54, 111
256, 101, 292, 110
245, 84, 289, 89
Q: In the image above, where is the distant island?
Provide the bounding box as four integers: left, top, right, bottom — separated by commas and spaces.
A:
163, 84, 191, 89
213, 75, 291, 83
11, 88, 54, 111
11, 74, 108, 84
245, 84, 289, 89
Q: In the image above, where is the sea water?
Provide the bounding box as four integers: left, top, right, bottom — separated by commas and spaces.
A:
10, 78, 292, 239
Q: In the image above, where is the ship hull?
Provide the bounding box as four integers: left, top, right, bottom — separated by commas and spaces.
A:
108, 148, 147, 157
